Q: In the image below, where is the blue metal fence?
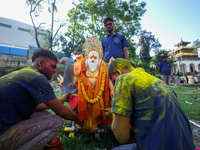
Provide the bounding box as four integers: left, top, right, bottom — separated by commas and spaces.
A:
0, 45, 28, 56
0, 46, 9, 54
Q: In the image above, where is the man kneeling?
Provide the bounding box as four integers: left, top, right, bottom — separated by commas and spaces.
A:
107, 58, 195, 150
0, 48, 78, 150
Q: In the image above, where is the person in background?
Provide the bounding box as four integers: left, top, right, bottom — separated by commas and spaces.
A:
180, 76, 184, 83
158, 55, 171, 84
193, 70, 197, 76
186, 75, 189, 84
74, 49, 82, 62
153, 71, 155, 76
101, 17, 129, 65
170, 75, 175, 84
0, 48, 78, 150
193, 75, 198, 84
177, 69, 180, 76
106, 58, 195, 150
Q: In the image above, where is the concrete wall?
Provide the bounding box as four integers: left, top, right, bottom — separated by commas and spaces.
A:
0, 53, 28, 68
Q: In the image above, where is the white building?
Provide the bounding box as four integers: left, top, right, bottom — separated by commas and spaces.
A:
0, 17, 47, 67
169, 39, 200, 75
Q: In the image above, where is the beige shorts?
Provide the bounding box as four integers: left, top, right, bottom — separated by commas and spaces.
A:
161, 75, 170, 84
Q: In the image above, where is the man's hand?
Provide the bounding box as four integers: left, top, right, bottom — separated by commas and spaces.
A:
105, 108, 113, 119
44, 98, 78, 121
59, 92, 71, 104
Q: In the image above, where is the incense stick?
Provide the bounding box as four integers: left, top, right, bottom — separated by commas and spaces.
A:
97, 107, 108, 112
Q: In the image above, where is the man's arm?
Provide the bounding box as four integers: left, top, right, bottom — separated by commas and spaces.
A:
123, 47, 129, 61
101, 39, 105, 60
44, 98, 78, 121
158, 67, 161, 74
34, 103, 49, 111
111, 113, 130, 144
34, 92, 70, 112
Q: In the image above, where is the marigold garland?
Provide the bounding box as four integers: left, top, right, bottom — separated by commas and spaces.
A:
80, 63, 106, 104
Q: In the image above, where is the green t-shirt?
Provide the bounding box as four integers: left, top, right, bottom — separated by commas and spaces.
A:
112, 68, 195, 150
180, 76, 184, 81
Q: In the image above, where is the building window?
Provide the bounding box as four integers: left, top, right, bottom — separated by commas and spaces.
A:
0, 23, 12, 28
18, 27, 30, 33
38, 32, 46, 36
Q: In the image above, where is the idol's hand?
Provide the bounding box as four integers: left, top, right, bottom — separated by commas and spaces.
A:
74, 62, 81, 76
110, 89, 114, 100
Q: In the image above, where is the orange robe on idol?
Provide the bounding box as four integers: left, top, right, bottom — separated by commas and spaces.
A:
76, 58, 112, 130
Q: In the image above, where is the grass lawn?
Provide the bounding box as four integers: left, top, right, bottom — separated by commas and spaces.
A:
170, 86, 200, 120
49, 83, 119, 150
50, 82, 200, 149
171, 85, 200, 148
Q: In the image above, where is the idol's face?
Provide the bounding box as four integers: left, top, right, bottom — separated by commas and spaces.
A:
88, 52, 98, 64
87, 52, 99, 71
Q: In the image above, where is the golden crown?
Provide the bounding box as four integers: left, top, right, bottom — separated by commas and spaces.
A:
83, 35, 103, 59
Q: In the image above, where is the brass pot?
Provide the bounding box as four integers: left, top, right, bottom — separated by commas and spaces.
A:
44, 136, 62, 150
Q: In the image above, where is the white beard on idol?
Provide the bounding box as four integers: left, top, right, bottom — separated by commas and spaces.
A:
88, 60, 99, 71
85, 51, 101, 72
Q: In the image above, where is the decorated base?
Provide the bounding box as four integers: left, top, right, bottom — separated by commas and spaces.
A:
64, 126, 107, 138
64, 127, 107, 133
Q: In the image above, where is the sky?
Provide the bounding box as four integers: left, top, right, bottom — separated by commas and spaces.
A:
138, 0, 200, 51
0, 0, 200, 53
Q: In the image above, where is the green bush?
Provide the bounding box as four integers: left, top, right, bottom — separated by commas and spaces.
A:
0, 71, 7, 78
56, 66, 66, 72
155, 73, 161, 79
0, 66, 27, 78
0, 66, 67, 79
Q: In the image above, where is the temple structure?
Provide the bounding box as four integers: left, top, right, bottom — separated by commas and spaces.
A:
169, 39, 200, 75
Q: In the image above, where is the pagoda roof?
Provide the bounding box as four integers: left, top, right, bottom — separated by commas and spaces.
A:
173, 53, 198, 58
174, 39, 190, 47
169, 46, 197, 54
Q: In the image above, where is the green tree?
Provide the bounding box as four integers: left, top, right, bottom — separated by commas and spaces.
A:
131, 54, 140, 67
138, 30, 162, 63
47, 0, 64, 51
59, 2, 87, 58
151, 49, 169, 69
16, 56, 21, 69
26, 0, 44, 48
61, 3, 86, 58
26, 0, 64, 50
192, 39, 200, 48
71, 0, 146, 60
